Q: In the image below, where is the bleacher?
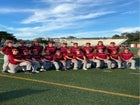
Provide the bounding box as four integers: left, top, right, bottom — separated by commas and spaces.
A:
57, 38, 128, 46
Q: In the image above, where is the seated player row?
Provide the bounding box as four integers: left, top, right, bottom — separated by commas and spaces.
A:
1, 40, 136, 73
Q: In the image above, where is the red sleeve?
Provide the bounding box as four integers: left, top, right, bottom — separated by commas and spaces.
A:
1, 46, 6, 52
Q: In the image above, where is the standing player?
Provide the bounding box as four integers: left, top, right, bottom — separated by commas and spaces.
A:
95, 48, 111, 69
8, 48, 32, 73
82, 42, 94, 54
64, 49, 78, 70
94, 41, 106, 52
44, 41, 57, 55
1, 40, 15, 73
109, 50, 121, 69
60, 42, 69, 55
71, 43, 81, 54
17, 40, 29, 54
107, 42, 120, 54
119, 48, 136, 69
74, 49, 87, 70
53, 50, 66, 71
30, 40, 43, 54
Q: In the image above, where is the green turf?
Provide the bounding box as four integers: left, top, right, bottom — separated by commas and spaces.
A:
0, 48, 139, 105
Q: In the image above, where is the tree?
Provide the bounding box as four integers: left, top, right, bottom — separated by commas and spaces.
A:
67, 36, 76, 39
112, 34, 120, 39
0, 31, 17, 42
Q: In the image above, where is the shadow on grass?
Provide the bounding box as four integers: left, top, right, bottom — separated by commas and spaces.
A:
0, 88, 49, 102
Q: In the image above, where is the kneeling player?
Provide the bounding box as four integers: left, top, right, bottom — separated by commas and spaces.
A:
53, 50, 66, 71
85, 50, 96, 69
64, 49, 78, 70
95, 48, 111, 69
110, 50, 121, 69
41, 50, 53, 70
119, 48, 136, 69
74, 50, 87, 70
8, 48, 32, 73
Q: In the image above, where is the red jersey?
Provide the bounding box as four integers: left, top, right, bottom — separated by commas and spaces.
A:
60, 47, 69, 54
9, 54, 22, 65
74, 53, 85, 60
64, 53, 74, 60
44, 46, 57, 55
119, 52, 134, 60
1, 46, 15, 55
71, 47, 81, 54
32, 54, 43, 61
86, 53, 95, 60
82, 46, 94, 53
107, 46, 120, 53
95, 52, 108, 59
17, 46, 29, 54
94, 45, 106, 52
110, 53, 119, 60
23, 54, 32, 60
43, 54, 53, 61
53, 54, 64, 61
30, 45, 43, 54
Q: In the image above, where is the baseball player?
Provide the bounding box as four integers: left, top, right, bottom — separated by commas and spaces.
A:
94, 41, 106, 52
82, 42, 94, 54
64, 48, 78, 70
17, 40, 29, 54
109, 50, 121, 69
32, 49, 44, 73
44, 41, 57, 55
1, 40, 15, 73
8, 48, 32, 73
85, 49, 99, 69
41, 50, 53, 70
52, 50, 66, 71
107, 42, 120, 54
74, 49, 87, 70
95, 48, 111, 69
30, 40, 43, 54
71, 43, 81, 55
119, 48, 136, 69
60, 42, 69, 55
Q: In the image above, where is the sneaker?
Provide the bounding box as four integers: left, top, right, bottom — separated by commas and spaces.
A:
8, 70, 16, 74
83, 68, 88, 70
130, 67, 136, 70
40, 68, 46, 72
56, 70, 60, 71
73, 68, 78, 70
32, 70, 40, 73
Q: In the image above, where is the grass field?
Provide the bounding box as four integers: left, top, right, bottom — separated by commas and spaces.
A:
0, 48, 139, 105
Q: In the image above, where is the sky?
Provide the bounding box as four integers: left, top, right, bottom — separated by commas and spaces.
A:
0, 0, 139, 39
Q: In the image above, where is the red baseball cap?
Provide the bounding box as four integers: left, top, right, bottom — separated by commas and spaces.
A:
110, 42, 115, 44
48, 41, 53, 44
124, 47, 129, 50
98, 41, 103, 43
7, 40, 13, 44
86, 42, 91, 45
63, 42, 67, 45
73, 42, 78, 45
